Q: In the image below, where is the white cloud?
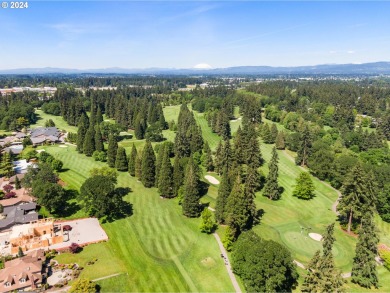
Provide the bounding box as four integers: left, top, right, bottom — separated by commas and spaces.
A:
194, 63, 212, 69
347, 50, 355, 54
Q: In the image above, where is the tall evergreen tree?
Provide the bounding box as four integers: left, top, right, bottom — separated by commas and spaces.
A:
319, 223, 345, 293
262, 123, 273, 144
158, 148, 174, 198
128, 144, 137, 177
155, 144, 166, 187
76, 112, 89, 153
225, 175, 251, 236
214, 140, 224, 174
275, 131, 286, 150
182, 158, 201, 217
220, 139, 233, 175
135, 113, 147, 140
107, 134, 118, 168
115, 147, 128, 171
135, 150, 143, 179
173, 155, 184, 197
141, 141, 156, 188
233, 126, 245, 164
296, 124, 311, 166
202, 141, 214, 172
245, 126, 263, 169
215, 171, 231, 223
301, 250, 322, 292
94, 124, 104, 152
83, 127, 95, 157
351, 213, 379, 288
338, 163, 376, 233
96, 106, 103, 125
270, 123, 279, 143
263, 147, 280, 200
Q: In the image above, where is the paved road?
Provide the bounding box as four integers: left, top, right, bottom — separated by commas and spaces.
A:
213, 233, 242, 293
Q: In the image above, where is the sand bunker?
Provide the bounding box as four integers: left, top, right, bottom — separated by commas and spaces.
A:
58, 145, 68, 148
309, 233, 323, 241
204, 175, 220, 185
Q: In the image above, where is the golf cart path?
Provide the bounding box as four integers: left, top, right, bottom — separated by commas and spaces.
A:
212, 233, 242, 293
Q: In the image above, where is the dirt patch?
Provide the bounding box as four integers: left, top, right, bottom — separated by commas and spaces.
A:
201, 257, 216, 267
57, 180, 67, 187
204, 175, 220, 185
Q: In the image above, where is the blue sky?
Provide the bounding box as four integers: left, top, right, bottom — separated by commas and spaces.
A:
1, 1, 390, 69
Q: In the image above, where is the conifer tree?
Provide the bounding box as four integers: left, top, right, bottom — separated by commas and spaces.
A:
89, 101, 96, 128
338, 163, 376, 233
220, 139, 233, 175
262, 123, 273, 144
296, 124, 311, 166
244, 166, 258, 227
201, 141, 214, 172
96, 106, 103, 125
155, 144, 165, 187
182, 158, 201, 217
270, 123, 279, 143
301, 250, 322, 292
107, 134, 118, 168
157, 103, 167, 130
319, 223, 345, 293
128, 144, 137, 177
0, 152, 14, 178
94, 124, 104, 152
214, 140, 224, 174
215, 171, 231, 223
351, 213, 379, 288
76, 113, 89, 153
233, 126, 245, 164
158, 148, 174, 198
292, 172, 315, 199
83, 127, 95, 157
135, 113, 146, 140
173, 155, 184, 197
225, 175, 251, 234
275, 131, 286, 150
245, 126, 263, 169
115, 147, 128, 171
263, 147, 280, 200
141, 141, 156, 188
135, 150, 143, 179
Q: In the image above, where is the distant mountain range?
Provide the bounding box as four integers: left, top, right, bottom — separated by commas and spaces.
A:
1, 62, 390, 75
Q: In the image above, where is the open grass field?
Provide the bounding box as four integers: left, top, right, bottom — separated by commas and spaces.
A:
34, 109, 78, 133
44, 144, 236, 292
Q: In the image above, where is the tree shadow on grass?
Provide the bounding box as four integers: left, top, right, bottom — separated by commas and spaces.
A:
105, 187, 133, 223
55, 189, 82, 218
253, 209, 265, 226
199, 181, 210, 197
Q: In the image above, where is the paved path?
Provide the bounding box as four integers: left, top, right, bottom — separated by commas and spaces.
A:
293, 259, 306, 269
92, 273, 124, 282
208, 206, 216, 212
213, 233, 241, 293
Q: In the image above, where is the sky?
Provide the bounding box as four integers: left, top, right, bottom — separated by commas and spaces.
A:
1, 1, 390, 69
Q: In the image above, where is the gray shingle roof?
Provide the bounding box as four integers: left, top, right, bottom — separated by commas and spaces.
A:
0, 202, 38, 230
30, 127, 60, 138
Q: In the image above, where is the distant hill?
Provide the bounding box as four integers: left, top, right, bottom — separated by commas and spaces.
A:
1, 62, 390, 75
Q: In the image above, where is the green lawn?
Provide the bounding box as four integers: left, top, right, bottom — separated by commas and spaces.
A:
45, 145, 236, 292
34, 109, 78, 133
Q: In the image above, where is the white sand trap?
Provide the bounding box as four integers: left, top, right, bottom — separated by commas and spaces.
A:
309, 233, 323, 241
36, 149, 45, 153
58, 145, 68, 148
205, 175, 220, 185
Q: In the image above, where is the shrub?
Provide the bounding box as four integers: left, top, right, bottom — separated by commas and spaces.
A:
4, 192, 16, 199
3, 184, 13, 193
69, 243, 81, 254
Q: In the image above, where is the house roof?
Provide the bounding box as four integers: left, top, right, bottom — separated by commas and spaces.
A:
0, 250, 45, 293
0, 188, 35, 208
15, 133, 27, 139
0, 202, 38, 230
30, 137, 46, 145
30, 127, 60, 138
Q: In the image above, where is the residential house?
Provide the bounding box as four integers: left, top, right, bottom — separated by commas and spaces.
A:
0, 202, 38, 231
0, 249, 45, 292
29, 127, 62, 146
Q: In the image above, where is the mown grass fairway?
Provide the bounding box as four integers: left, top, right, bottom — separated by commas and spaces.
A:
34, 109, 78, 133
45, 145, 235, 292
